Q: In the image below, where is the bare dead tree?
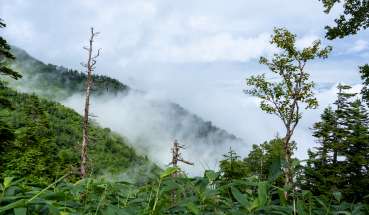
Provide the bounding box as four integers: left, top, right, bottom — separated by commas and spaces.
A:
80, 27, 101, 178
168, 139, 193, 205
169, 139, 193, 177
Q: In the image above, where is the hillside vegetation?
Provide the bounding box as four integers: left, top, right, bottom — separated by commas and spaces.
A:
0, 84, 159, 185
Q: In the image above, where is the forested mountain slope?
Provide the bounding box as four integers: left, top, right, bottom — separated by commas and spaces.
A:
0, 85, 159, 185
9, 46, 128, 100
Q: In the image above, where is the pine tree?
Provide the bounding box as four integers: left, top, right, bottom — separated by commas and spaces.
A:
0, 19, 22, 80
304, 84, 369, 201
341, 99, 369, 200
219, 148, 248, 181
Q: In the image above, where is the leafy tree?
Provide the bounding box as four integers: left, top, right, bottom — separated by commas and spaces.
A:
0, 19, 21, 80
245, 28, 331, 191
243, 138, 286, 181
319, 0, 369, 39
359, 64, 369, 105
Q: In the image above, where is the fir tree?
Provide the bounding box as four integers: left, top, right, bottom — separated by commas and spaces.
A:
0, 19, 22, 80
305, 84, 369, 201
219, 148, 248, 181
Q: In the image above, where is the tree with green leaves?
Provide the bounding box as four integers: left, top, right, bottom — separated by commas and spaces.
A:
0, 19, 22, 80
246, 28, 332, 193
319, 0, 369, 39
319, 1, 369, 104
359, 64, 369, 105
243, 138, 285, 182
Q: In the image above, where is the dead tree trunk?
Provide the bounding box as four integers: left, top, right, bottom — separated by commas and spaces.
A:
169, 139, 193, 204
170, 139, 194, 176
80, 27, 100, 178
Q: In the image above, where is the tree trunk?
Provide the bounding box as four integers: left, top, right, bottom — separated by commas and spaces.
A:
283, 130, 293, 198
80, 28, 99, 178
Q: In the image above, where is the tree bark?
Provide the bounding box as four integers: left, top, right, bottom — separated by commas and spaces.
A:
80, 28, 99, 178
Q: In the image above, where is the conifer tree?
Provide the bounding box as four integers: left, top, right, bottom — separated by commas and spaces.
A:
0, 19, 22, 80
0, 19, 20, 153
341, 99, 369, 200
219, 148, 248, 181
305, 84, 369, 201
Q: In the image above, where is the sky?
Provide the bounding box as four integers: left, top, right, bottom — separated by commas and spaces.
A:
1, 0, 369, 162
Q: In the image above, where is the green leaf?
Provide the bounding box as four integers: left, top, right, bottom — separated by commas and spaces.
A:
14, 208, 27, 215
0, 199, 26, 213
257, 181, 268, 207
332, 191, 342, 203
231, 186, 249, 208
3, 177, 14, 189
204, 170, 218, 181
186, 202, 200, 215
160, 167, 178, 179
277, 187, 287, 206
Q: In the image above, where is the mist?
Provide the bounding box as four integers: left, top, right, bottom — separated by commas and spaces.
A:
59, 81, 363, 176
63, 90, 249, 176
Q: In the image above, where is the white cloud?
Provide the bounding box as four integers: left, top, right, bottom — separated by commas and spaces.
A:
348, 40, 369, 53
138, 32, 273, 62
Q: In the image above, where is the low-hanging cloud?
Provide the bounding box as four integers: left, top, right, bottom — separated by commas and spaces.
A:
63, 91, 249, 176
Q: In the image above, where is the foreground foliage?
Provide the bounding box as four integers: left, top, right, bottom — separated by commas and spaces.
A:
0, 169, 368, 215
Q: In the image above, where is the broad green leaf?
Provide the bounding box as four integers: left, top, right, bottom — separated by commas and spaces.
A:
332, 191, 342, 203
257, 181, 268, 207
13, 208, 27, 215
204, 170, 218, 181
277, 188, 287, 206
231, 187, 249, 208
3, 177, 14, 189
160, 167, 178, 179
0, 199, 26, 213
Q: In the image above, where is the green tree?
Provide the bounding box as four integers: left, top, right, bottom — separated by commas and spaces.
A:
0, 19, 22, 80
319, 0, 369, 39
359, 64, 369, 105
305, 85, 369, 201
245, 28, 331, 191
341, 99, 369, 201
243, 138, 285, 181
0, 19, 20, 154
219, 148, 248, 181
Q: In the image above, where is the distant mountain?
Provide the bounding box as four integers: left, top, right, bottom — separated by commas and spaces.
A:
9, 46, 128, 99
9, 47, 247, 174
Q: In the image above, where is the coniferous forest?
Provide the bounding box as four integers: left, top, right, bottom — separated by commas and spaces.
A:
1, 0, 369, 214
